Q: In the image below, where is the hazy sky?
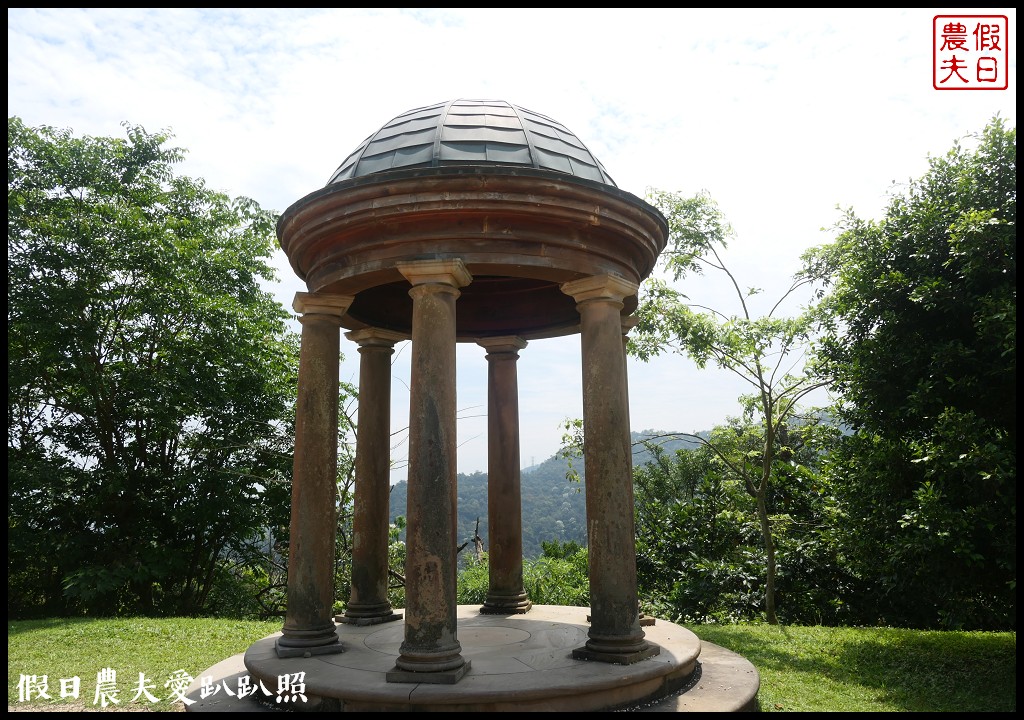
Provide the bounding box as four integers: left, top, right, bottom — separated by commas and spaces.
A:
8, 8, 1016, 479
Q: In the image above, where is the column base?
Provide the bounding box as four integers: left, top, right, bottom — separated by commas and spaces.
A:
572, 641, 661, 665
480, 596, 533, 615
386, 660, 471, 684
336, 610, 403, 626
275, 636, 345, 658
586, 612, 657, 626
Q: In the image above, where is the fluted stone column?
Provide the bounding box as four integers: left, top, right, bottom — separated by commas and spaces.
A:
561, 275, 659, 664
388, 259, 472, 684
477, 336, 532, 615
339, 328, 408, 626
276, 292, 353, 658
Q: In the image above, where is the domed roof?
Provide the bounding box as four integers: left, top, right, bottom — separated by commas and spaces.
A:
327, 99, 617, 187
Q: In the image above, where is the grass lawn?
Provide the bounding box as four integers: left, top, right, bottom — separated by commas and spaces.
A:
9, 617, 280, 713
697, 624, 1016, 712
8, 617, 1016, 712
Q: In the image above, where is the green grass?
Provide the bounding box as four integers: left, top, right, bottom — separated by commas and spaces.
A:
8, 617, 281, 712
697, 624, 1016, 712
7, 618, 1016, 712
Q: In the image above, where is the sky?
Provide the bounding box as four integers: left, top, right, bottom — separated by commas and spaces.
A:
8, 8, 1017, 481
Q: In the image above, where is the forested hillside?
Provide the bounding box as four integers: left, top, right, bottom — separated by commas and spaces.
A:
388, 430, 703, 558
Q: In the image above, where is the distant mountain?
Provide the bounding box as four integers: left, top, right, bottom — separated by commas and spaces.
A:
388, 429, 707, 559
389, 462, 586, 561
630, 429, 709, 465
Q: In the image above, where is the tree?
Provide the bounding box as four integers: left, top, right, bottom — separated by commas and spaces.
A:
803, 116, 1015, 630
630, 189, 828, 624
7, 117, 301, 616
631, 441, 750, 623
632, 421, 849, 626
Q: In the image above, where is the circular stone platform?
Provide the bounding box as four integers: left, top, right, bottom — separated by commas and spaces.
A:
184, 605, 759, 712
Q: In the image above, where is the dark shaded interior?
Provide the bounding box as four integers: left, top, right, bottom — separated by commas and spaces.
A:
345, 275, 615, 339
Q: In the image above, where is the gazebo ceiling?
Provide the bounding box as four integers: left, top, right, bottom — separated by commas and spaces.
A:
277, 99, 668, 340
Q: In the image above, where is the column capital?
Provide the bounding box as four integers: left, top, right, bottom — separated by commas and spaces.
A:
477, 335, 528, 355
397, 259, 472, 288
560, 274, 639, 305
293, 292, 354, 317
621, 315, 640, 335
346, 327, 409, 348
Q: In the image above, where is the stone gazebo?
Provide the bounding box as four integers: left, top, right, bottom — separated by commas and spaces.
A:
225, 99, 760, 712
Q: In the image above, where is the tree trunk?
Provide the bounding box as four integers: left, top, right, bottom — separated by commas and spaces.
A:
473, 517, 484, 563
755, 487, 778, 625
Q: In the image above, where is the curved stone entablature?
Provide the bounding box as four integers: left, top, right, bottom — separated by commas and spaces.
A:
277, 165, 668, 340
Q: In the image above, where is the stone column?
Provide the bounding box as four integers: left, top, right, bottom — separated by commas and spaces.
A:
388, 259, 472, 684
276, 292, 353, 658
339, 328, 408, 626
621, 315, 656, 627
621, 315, 639, 402
477, 336, 532, 615
560, 275, 659, 664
